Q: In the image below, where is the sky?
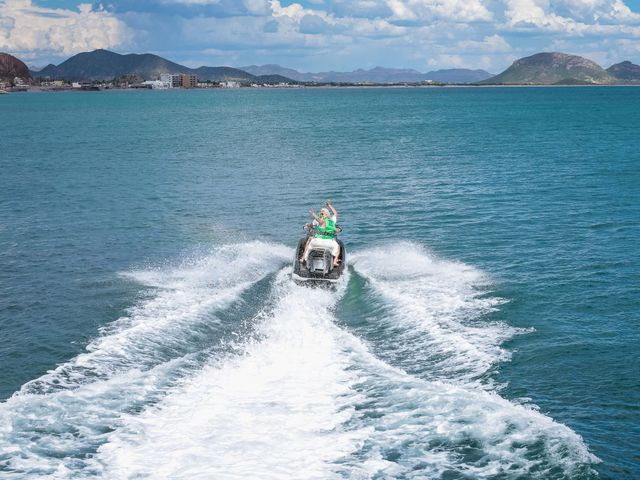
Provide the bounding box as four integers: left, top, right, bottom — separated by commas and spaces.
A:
2, 0, 640, 72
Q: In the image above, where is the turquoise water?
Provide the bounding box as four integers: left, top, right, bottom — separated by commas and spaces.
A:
1, 87, 638, 479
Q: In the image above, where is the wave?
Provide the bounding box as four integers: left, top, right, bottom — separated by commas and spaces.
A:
350, 242, 525, 384
0, 242, 290, 478
19, 241, 290, 395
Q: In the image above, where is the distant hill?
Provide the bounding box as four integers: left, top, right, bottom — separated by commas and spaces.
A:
35, 49, 187, 81
424, 69, 493, 83
240, 64, 307, 82
190, 65, 255, 82
482, 52, 617, 85
607, 61, 640, 82
0, 52, 31, 83
240, 64, 492, 84
325, 67, 430, 83
255, 74, 298, 84
32, 49, 288, 83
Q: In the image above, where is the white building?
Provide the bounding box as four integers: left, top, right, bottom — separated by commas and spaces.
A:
143, 80, 170, 89
160, 74, 180, 88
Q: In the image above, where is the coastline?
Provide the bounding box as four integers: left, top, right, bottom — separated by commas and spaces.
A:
9, 83, 640, 94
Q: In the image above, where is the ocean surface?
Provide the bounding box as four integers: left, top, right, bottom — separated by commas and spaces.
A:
0, 87, 638, 479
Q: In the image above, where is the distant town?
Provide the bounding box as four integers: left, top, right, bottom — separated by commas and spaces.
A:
12, 73, 306, 92
3, 71, 446, 93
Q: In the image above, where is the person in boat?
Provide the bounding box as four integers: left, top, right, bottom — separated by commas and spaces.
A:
300, 202, 340, 268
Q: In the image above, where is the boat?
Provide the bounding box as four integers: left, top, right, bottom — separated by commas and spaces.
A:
292, 224, 346, 284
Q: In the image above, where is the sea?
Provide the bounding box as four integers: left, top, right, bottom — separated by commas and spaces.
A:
0, 87, 638, 480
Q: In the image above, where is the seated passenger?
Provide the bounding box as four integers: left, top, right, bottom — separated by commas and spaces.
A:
301, 202, 340, 268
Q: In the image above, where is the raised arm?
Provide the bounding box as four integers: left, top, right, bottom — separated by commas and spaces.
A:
326, 202, 338, 221
309, 208, 322, 224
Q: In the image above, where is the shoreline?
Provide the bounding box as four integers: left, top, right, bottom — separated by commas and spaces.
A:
8, 83, 640, 94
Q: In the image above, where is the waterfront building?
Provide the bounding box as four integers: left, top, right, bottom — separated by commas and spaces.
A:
179, 74, 197, 88
40, 80, 65, 88
160, 73, 178, 88
159, 73, 197, 88
143, 80, 170, 89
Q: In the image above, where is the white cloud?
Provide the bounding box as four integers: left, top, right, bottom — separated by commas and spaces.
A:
552, 0, 640, 23
243, 0, 271, 15
386, 0, 493, 23
427, 53, 465, 67
456, 34, 511, 53
0, 0, 130, 59
270, 0, 403, 39
7, 0, 640, 71
167, 0, 640, 70
503, 0, 640, 34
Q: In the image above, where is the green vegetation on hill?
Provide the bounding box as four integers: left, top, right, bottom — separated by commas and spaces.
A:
482, 52, 617, 85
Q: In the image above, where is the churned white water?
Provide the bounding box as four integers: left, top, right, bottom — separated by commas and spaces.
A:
351, 242, 525, 384
94, 270, 365, 479
0, 241, 598, 479
0, 242, 290, 478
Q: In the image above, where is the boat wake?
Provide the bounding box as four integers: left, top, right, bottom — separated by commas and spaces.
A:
0, 241, 599, 479
349, 242, 524, 385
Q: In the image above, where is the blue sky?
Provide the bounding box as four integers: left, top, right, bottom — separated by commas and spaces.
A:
2, 0, 640, 72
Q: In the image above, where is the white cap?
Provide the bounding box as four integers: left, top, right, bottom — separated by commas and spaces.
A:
320, 208, 330, 215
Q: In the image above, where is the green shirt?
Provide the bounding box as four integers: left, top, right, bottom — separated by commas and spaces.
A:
315, 216, 336, 239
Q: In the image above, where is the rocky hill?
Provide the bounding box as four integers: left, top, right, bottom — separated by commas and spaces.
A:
33, 49, 274, 83
0, 52, 32, 83
606, 61, 640, 82
481, 52, 617, 85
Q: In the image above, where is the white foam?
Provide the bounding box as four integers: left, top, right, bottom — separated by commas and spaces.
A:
1, 241, 599, 479
93, 264, 597, 479
19, 241, 290, 394
329, 337, 599, 478
0, 242, 290, 477
351, 242, 525, 383
94, 269, 369, 479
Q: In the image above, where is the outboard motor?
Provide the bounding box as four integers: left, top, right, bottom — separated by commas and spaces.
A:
307, 249, 332, 274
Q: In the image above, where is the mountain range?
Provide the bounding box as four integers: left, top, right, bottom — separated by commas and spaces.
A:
28, 49, 493, 84
32, 50, 289, 83
9, 49, 640, 86
239, 64, 493, 83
